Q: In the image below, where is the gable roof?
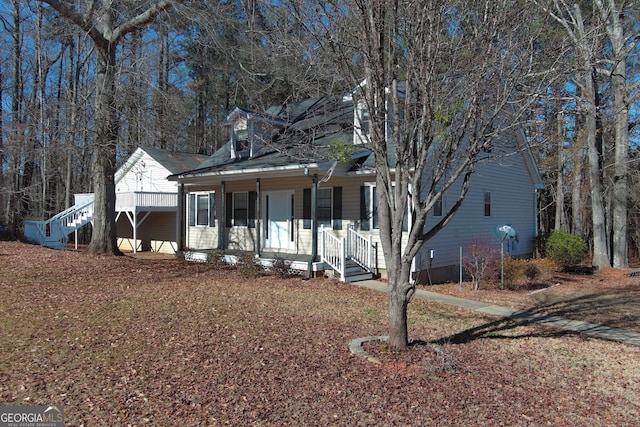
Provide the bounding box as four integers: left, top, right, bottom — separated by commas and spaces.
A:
141, 147, 209, 174
116, 147, 209, 184
170, 92, 543, 190
172, 96, 369, 181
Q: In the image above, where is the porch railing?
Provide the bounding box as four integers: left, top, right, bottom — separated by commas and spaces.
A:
321, 226, 373, 281
321, 227, 347, 281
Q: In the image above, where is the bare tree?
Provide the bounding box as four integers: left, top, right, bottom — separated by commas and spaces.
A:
594, 0, 636, 268
288, 0, 548, 349
33, 0, 186, 255
541, 0, 611, 268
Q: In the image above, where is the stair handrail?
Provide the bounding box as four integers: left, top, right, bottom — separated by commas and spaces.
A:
320, 226, 346, 281
50, 196, 95, 223
346, 226, 373, 272
23, 196, 94, 248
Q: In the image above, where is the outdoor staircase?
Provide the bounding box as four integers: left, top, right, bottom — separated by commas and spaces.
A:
23, 196, 94, 250
342, 258, 374, 283
321, 226, 374, 283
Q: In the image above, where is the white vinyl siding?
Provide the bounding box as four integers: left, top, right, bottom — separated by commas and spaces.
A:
116, 152, 177, 193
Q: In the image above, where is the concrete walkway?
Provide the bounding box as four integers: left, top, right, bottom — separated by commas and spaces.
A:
352, 280, 640, 347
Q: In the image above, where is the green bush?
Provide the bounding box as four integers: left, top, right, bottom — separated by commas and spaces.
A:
545, 230, 587, 268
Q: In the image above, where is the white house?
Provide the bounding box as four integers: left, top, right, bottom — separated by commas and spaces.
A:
115, 147, 208, 253
169, 94, 544, 282
24, 147, 208, 253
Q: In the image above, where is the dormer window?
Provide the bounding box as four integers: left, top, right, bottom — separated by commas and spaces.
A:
231, 118, 251, 159
360, 108, 370, 135
235, 128, 249, 152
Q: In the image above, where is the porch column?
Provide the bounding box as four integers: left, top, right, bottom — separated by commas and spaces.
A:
311, 174, 318, 262
305, 172, 319, 280
255, 178, 261, 257
133, 210, 137, 254
177, 183, 184, 251
219, 181, 225, 249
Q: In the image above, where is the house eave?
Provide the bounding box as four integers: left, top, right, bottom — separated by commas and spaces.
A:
174, 162, 332, 185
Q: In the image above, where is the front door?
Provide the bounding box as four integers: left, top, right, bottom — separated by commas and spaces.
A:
263, 191, 293, 250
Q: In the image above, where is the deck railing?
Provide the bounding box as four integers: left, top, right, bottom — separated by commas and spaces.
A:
115, 192, 178, 211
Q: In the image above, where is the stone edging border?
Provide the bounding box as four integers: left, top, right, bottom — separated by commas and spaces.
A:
348, 335, 389, 364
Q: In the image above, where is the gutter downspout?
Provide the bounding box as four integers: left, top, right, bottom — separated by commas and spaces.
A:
304, 169, 318, 280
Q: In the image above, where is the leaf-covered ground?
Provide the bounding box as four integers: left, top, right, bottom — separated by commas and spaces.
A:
1, 241, 639, 426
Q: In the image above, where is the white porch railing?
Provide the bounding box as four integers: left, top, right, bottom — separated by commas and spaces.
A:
321, 226, 373, 282
115, 191, 178, 211
321, 227, 347, 281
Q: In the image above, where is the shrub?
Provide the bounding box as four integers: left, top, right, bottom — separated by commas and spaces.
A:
493, 257, 557, 290
545, 230, 587, 268
462, 240, 499, 290
528, 257, 559, 279
524, 263, 541, 283
206, 249, 226, 266
269, 257, 295, 279
501, 256, 528, 290
237, 254, 262, 279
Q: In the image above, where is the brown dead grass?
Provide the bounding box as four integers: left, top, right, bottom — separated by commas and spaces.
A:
0, 241, 639, 426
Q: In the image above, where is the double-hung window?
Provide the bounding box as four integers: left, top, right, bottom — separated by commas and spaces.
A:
233, 192, 248, 226
189, 193, 215, 227
360, 185, 378, 231
433, 188, 443, 218
303, 187, 342, 230
360, 184, 409, 231
484, 192, 492, 217
225, 191, 257, 228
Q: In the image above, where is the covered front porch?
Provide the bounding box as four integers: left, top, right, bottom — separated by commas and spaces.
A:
181, 227, 378, 283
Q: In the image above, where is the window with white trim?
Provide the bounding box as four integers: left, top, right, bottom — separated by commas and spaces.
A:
233, 192, 249, 226
189, 193, 215, 227
225, 191, 257, 228
360, 184, 378, 230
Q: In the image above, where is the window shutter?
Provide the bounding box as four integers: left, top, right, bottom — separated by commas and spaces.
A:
208, 193, 215, 227
332, 186, 342, 230
225, 192, 233, 227
359, 186, 369, 231
303, 188, 311, 229
189, 194, 195, 226
248, 191, 257, 228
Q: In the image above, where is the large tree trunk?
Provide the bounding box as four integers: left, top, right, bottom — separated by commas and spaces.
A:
586, 68, 609, 268
603, 0, 629, 268
571, 145, 586, 238
554, 111, 567, 231
86, 44, 122, 255
611, 62, 628, 268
